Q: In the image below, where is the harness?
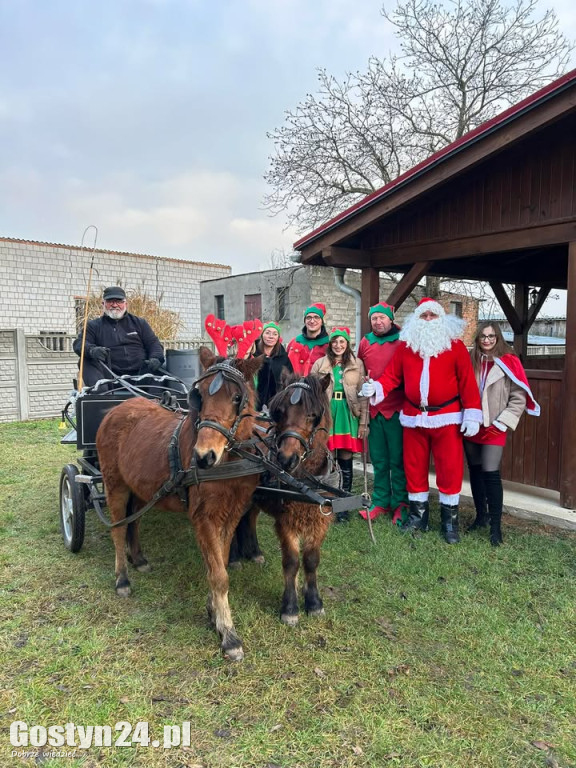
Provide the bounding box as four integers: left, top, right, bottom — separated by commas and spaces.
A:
92, 369, 366, 528
274, 379, 328, 462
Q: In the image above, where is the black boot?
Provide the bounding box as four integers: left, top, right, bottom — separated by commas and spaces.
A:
484, 470, 503, 546
440, 503, 460, 544
336, 457, 353, 523
403, 500, 429, 533
338, 457, 353, 493
467, 464, 488, 530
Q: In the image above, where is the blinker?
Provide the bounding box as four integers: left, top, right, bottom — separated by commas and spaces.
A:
209, 372, 224, 395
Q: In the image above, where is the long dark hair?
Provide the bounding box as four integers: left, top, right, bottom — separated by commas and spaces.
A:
471, 321, 514, 369
255, 337, 282, 357
326, 337, 353, 367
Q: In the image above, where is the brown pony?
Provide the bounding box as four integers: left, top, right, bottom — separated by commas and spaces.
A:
96, 347, 262, 661
252, 372, 334, 625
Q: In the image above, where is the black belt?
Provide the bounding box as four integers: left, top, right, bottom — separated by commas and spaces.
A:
407, 396, 460, 413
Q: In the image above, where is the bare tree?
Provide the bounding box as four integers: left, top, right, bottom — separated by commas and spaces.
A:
264, 0, 573, 232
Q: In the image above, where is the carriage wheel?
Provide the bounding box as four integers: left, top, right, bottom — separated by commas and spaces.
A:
59, 464, 86, 553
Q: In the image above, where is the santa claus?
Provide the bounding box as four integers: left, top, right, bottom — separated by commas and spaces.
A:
362, 298, 482, 543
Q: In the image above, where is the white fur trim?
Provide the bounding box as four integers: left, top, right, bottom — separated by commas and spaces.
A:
463, 408, 483, 422
370, 380, 384, 405
409, 491, 429, 501
416, 300, 444, 317
492, 419, 507, 432
439, 492, 460, 505
400, 410, 463, 428
494, 358, 541, 416
420, 356, 430, 406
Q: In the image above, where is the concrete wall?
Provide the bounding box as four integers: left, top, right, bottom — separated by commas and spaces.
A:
0, 331, 210, 423
200, 265, 479, 347
0, 237, 230, 337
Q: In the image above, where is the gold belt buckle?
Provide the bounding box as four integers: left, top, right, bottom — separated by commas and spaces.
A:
333, 392, 343, 400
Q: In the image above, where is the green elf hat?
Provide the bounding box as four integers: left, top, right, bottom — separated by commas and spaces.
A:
262, 321, 281, 335
369, 302, 394, 320
329, 326, 351, 343
304, 302, 326, 320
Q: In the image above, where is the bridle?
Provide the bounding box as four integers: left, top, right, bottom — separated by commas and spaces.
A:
274, 379, 327, 462
188, 361, 252, 448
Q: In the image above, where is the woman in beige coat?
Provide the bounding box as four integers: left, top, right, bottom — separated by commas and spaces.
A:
464, 321, 539, 546
311, 327, 368, 522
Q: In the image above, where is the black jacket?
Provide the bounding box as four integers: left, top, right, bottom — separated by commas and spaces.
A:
73, 313, 164, 375
254, 341, 293, 409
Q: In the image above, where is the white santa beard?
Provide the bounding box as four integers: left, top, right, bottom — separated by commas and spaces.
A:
401, 315, 466, 358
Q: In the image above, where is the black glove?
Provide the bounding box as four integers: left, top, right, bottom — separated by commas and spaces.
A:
144, 357, 162, 373
90, 346, 110, 362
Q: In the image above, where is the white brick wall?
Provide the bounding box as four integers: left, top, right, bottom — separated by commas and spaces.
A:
0, 238, 230, 337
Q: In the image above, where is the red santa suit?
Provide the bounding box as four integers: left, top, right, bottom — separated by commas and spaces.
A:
371, 304, 482, 501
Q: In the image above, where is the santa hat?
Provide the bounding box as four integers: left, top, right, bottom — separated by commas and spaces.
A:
329, 326, 351, 343
416, 297, 445, 317
369, 302, 394, 320
262, 321, 281, 335
304, 303, 326, 320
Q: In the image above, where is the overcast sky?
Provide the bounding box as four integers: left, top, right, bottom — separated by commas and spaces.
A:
1, 0, 575, 297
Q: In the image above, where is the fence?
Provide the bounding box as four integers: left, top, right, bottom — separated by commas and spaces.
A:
0, 331, 211, 423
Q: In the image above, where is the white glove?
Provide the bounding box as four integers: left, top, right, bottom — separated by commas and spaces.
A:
460, 420, 480, 437
361, 379, 376, 397
492, 419, 507, 432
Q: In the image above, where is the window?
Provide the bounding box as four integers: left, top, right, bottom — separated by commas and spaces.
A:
450, 301, 463, 318
215, 295, 225, 320
244, 293, 262, 321
276, 286, 289, 321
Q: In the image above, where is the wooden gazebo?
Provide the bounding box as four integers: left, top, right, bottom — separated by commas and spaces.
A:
294, 69, 576, 508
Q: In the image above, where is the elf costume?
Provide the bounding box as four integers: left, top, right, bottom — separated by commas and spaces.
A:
358, 303, 408, 524
286, 303, 330, 375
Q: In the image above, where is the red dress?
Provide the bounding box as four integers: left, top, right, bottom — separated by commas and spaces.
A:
466, 360, 507, 447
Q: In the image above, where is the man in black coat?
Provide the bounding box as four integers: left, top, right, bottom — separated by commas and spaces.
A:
73, 286, 165, 387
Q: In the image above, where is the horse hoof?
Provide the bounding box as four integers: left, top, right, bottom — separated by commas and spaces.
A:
281, 613, 299, 626
307, 607, 325, 618
228, 560, 242, 570
116, 584, 132, 598
251, 554, 265, 565
223, 646, 244, 662
135, 561, 151, 573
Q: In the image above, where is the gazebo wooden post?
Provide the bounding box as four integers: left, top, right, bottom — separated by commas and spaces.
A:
513, 283, 529, 362
560, 242, 576, 508
361, 268, 380, 336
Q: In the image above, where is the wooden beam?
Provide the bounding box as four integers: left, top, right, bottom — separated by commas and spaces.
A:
488, 281, 522, 334
560, 241, 576, 508
387, 262, 433, 310
369, 221, 576, 267
321, 247, 371, 268
360, 269, 380, 336
527, 287, 551, 327
513, 284, 529, 361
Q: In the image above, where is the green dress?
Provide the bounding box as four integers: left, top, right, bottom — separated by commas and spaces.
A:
328, 364, 362, 453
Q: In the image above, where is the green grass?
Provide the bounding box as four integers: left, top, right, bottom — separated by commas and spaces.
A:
0, 419, 575, 768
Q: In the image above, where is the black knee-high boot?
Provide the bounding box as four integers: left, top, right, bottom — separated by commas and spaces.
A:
484, 470, 503, 546
467, 464, 488, 530
336, 457, 353, 522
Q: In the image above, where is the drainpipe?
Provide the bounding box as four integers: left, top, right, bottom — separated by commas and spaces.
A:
333, 268, 362, 350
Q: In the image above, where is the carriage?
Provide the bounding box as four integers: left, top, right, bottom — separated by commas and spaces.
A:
59, 370, 190, 552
